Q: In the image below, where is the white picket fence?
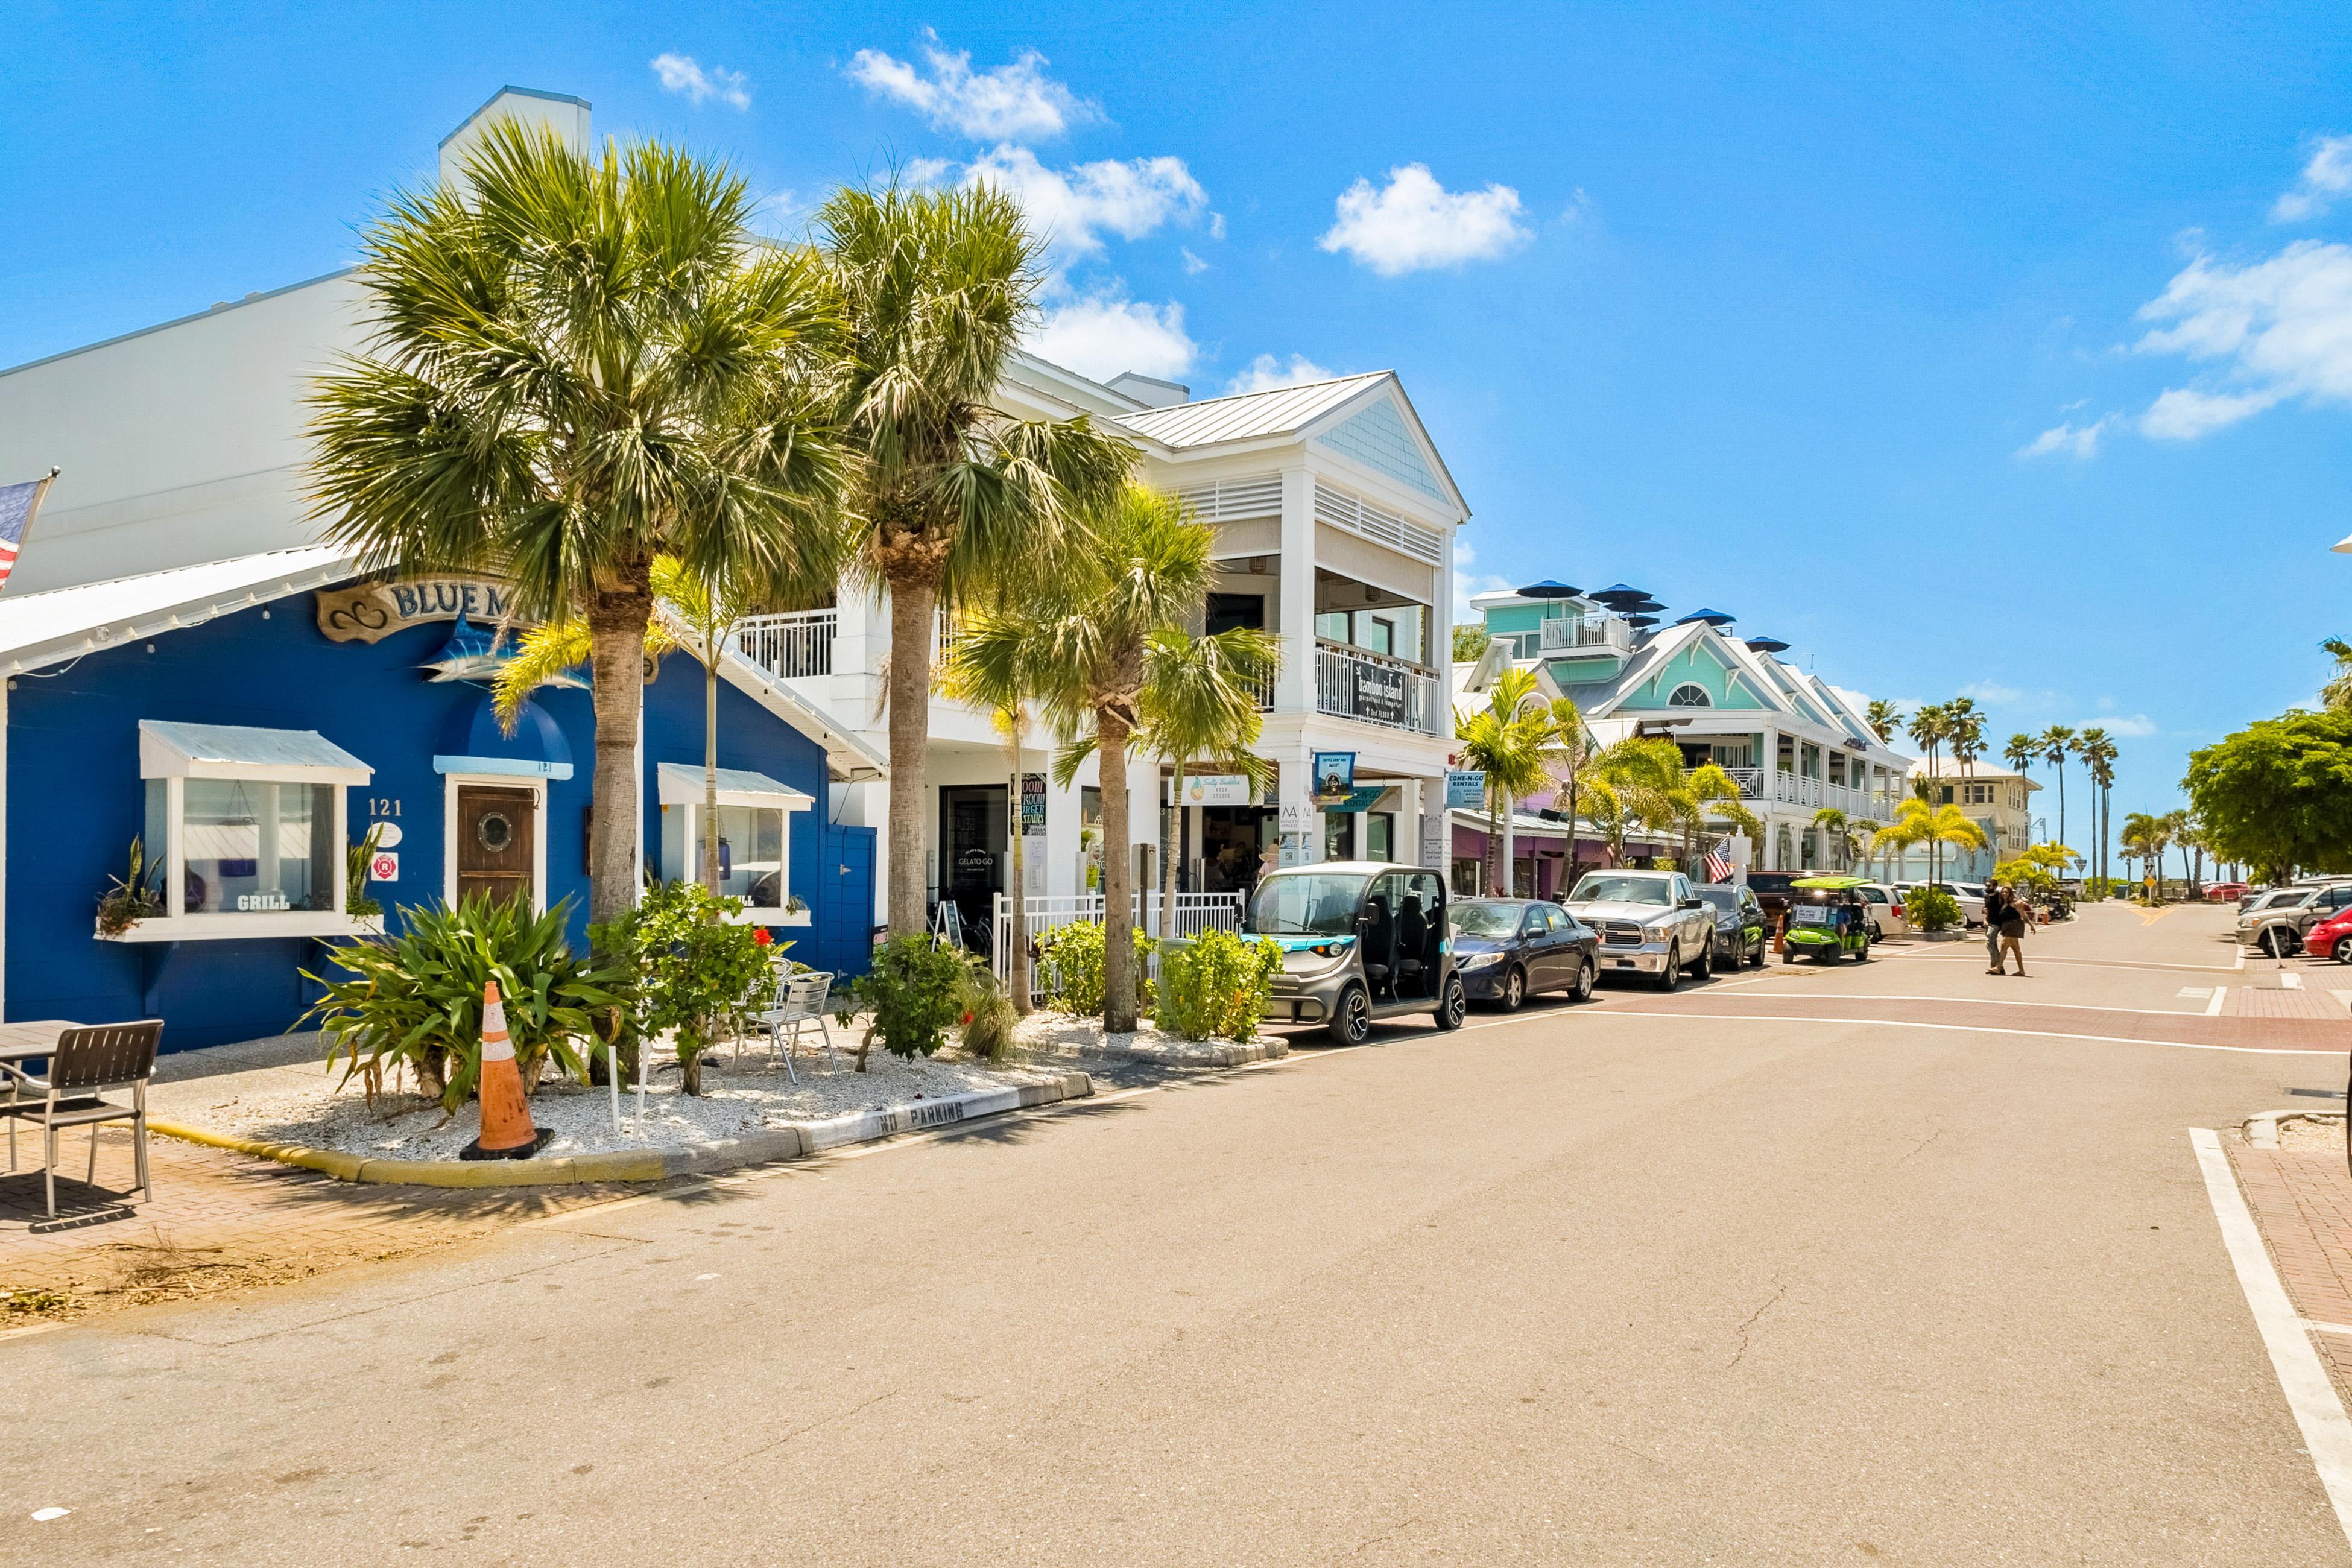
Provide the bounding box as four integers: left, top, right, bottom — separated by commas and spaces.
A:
990, 891, 1243, 993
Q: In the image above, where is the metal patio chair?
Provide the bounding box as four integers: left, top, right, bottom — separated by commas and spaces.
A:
2, 1019, 163, 1218
756, 970, 838, 1083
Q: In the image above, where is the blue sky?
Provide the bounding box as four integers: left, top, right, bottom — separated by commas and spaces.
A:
7, 1, 2351, 845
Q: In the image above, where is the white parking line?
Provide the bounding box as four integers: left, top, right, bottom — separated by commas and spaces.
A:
2208, 986, 2228, 1016
2189, 1127, 2352, 1549
1587, 1009, 2340, 1055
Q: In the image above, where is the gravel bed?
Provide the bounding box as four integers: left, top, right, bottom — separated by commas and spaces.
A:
175, 1036, 1073, 1162
2278, 1113, 2348, 1155
1011, 1010, 1288, 1066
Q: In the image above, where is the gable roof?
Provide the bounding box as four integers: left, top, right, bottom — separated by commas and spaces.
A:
1115, 373, 1389, 447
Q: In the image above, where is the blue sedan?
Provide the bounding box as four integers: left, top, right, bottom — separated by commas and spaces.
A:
1450, 898, 1599, 1010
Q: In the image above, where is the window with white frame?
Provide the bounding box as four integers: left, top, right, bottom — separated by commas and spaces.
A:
1668, 683, 1712, 707
654, 763, 812, 918
124, 720, 373, 940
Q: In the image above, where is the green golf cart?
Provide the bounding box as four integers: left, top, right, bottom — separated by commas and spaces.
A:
1781, 876, 1873, 963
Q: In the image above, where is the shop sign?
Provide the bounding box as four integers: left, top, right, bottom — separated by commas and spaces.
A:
1183, 774, 1253, 807
1351, 659, 1409, 727
1446, 770, 1486, 809
1278, 802, 1313, 833
1019, 773, 1047, 834
316, 578, 536, 644
1309, 751, 1356, 805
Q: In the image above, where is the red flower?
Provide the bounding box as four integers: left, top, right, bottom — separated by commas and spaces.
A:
753, 928, 773, 946
961, 1011, 974, 1025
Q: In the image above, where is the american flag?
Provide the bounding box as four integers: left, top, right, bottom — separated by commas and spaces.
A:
1702, 841, 1733, 883
0, 469, 57, 592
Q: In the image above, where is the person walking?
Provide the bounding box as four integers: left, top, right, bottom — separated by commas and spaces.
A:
1983, 882, 2010, 974
1997, 888, 2029, 976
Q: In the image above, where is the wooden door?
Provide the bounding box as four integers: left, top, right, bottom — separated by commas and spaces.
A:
455, 786, 536, 910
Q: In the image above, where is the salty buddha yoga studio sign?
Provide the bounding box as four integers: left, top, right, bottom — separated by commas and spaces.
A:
314, 578, 534, 643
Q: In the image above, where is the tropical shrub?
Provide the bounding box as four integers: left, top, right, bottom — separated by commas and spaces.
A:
847, 933, 969, 1068
960, 963, 1020, 1063
605, 879, 777, 1095
345, 824, 386, 919
301, 894, 633, 1110
1037, 922, 1155, 1017
1906, 886, 1962, 932
1153, 928, 1282, 1042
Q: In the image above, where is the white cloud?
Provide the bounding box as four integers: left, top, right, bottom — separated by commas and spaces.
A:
1180, 247, 1210, 276
1451, 539, 1514, 622
651, 54, 751, 110
846, 32, 1096, 141
1958, 681, 2023, 705
900, 157, 954, 188
1318, 164, 1532, 276
2274, 134, 2352, 223
1224, 353, 1333, 396
958, 144, 1206, 260
2017, 415, 2115, 459
2080, 714, 2157, 737
2132, 240, 2352, 438
1026, 286, 1195, 382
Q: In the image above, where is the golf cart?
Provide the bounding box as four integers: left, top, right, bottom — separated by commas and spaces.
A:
1245, 861, 1468, 1045
1781, 876, 1873, 963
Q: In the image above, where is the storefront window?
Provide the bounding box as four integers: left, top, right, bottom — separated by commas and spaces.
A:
660, 802, 789, 908
180, 780, 336, 915
1366, 812, 1394, 862
1326, 812, 1355, 861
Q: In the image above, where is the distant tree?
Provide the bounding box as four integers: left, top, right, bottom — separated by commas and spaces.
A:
2322, 637, 2352, 712
2076, 728, 2117, 893
1946, 697, 1985, 780
2183, 710, 2352, 883
1453, 623, 1493, 663
2037, 726, 2077, 850
1866, 700, 1903, 744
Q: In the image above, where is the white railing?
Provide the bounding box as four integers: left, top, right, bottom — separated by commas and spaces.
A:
1538, 615, 1630, 654
1251, 665, 1277, 712
1314, 641, 1441, 734
991, 891, 1244, 993
734, 609, 836, 680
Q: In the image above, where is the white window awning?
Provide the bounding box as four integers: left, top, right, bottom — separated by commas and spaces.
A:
139, 720, 372, 785
657, 763, 814, 811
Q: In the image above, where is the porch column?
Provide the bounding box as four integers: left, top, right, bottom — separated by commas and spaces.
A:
1276, 466, 1315, 716
1277, 756, 1317, 868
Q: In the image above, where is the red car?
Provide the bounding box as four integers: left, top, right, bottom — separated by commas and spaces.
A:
2206, 882, 2249, 903
2307, 907, 2352, 961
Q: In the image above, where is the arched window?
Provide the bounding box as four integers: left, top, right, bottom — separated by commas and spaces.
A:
1668, 683, 1712, 708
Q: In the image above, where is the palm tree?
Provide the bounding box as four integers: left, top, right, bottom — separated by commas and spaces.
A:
1139, 624, 1282, 931
1547, 697, 1598, 887
1453, 667, 1561, 895
1903, 705, 1952, 874
2163, 809, 2199, 896
1575, 736, 1686, 869
1037, 485, 1219, 1032
2322, 637, 2352, 710
2120, 812, 2167, 900
1879, 798, 1990, 891
1667, 763, 1762, 871
2003, 732, 2037, 777
2076, 728, 2116, 892
938, 589, 1066, 1014
1946, 697, 1985, 781
495, 557, 768, 896
817, 182, 1136, 937
2038, 726, 2077, 850
1866, 700, 1903, 744
309, 126, 846, 928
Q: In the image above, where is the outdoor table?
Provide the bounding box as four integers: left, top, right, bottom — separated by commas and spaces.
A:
0, 1020, 82, 1070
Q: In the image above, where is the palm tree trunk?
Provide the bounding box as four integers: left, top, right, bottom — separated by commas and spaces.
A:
1487, 794, 1502, 895
884, 569, 941, 937
2055, 765, 2066, 853
1161, 757, 1184, 942
1006, 721, 1030, 1016
703, 630, 721, 896
1098, 704, 1138, 1034
585, 587, 654, 930
1563, 777, 1582, 890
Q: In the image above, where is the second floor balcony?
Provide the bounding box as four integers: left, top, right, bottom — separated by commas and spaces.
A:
1313, 640, 1441, 735
1724, 767, 1901, 823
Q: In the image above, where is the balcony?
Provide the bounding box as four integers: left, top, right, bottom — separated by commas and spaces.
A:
735, 609, 835, 680
1315, 640, 1441, 734
1727, 768, 1900, 823
1538, 614, 1631, 654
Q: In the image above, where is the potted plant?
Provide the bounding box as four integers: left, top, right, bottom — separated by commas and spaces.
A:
94, 838, 165, 938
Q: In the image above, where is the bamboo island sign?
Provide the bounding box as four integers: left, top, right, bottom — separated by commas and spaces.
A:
315, 578, 536, 644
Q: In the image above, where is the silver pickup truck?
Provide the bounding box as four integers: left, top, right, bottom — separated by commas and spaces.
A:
1562, 869, 1721, 991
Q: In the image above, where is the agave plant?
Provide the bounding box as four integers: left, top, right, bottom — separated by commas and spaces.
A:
299, 894, 635, 1112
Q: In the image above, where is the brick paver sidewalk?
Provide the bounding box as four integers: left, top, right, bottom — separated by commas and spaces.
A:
2, 1127, 636, 1323
2231, 1130, 2352, 1400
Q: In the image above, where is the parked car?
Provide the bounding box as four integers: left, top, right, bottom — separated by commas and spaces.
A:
2205, 882, 2248, 903
1896, 880, 1987, 927
1449, 898, 1599, 1008
2238, 883, 2352, 956
1740, 871, 1805, 926
2306, 906, 2352, 961
1694, 884, 1769, 969
1248, 862, 1468, 1045
1856, 882, 1907, 938
1563, 869, 1721, 991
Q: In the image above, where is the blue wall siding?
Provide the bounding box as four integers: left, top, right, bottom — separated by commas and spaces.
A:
7, 590, 840, 1049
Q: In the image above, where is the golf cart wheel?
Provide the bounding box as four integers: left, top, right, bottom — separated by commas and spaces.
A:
1327, 983, 1373, 1047
1432, 975, 1467, 1031
1781, 949, 1794, 964
1856, 935, 1871, 962
1654, 944, 1681, 991
1499, 966, 1526, 1011
1570, 958, 1596, 1002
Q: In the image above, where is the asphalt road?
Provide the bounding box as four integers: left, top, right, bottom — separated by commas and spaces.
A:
4, 902, 2344, 1564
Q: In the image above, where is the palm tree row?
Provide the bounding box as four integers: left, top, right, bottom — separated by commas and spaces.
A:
312, 125, 1272, 1038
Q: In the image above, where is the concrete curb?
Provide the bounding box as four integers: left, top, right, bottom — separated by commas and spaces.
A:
147, 1070, 1095, 1188
1098, 1038, 1289, 1069
2245, 1108, 2347, 1149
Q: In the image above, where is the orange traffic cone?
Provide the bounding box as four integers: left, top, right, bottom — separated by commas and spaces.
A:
460, 979, 550, 1161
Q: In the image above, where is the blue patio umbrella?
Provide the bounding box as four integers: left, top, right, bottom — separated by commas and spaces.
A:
1515, 578, 1582, 598
1589, 583, 1652, 607
1626, 613, 1660, 628
1745, 634, 1791, 653
1675, 608, 1736, 626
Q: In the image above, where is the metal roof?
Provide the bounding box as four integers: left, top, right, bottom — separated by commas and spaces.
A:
1113, 372, 1391, 449
0, 546, 358, 677
139, 719, 372, 783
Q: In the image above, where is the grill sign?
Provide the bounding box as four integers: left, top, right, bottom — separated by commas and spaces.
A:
1352, 659, 1409, 726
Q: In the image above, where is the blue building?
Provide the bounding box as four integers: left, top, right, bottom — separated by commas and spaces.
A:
0, 548, 885, 1052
